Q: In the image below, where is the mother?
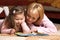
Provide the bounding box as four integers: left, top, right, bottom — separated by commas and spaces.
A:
25, 2, 57, 34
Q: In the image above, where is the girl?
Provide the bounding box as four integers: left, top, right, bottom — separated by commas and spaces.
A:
25, 3, 57, 34
1, 6, 30, 34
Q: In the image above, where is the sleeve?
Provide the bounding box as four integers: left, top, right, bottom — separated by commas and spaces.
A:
0, 7, 3, 14
31, 14, 57, 34
3, 6, 9, 16
1, 28, 12, 34
1, 20, 12, 34
21, 22, 31, 33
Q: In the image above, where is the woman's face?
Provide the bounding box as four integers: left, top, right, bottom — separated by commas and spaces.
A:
14, 13, 25, 25
26, 9, 39, 24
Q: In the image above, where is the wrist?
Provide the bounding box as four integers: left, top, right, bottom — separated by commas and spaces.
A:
10, 29, 12, 34
10, 29, 16, 34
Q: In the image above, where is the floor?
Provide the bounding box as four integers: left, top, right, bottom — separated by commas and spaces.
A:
54, 23, 60, 30
54, 23, 60, 35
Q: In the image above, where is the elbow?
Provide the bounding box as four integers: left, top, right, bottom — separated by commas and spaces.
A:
1, 30, 5, 34
1, 28, 5, 34
1, 29, 3, 33
49, 28, 57, 33
53, 27, 58, 33
53, 29, 57, 33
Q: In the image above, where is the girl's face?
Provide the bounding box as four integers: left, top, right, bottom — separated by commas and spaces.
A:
14, 13, 25, 25
26, 9, 39, 24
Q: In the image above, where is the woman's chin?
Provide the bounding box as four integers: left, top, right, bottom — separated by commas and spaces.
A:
26, 20, 31, 24
26, 20, 32, 24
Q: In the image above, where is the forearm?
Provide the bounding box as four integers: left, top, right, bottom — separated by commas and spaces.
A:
36, 26, 57, 34
21, 22, 31, 33
31, 24, 57, 34
37, 14, 57, 34
1, 29, 12, 34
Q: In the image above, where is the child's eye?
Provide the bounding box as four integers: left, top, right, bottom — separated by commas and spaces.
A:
20, 18, 23, 20
15, 19, 19, 20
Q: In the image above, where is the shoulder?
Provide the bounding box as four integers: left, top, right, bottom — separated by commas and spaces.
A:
42, 14, 50, 21
41, 14, 52, 24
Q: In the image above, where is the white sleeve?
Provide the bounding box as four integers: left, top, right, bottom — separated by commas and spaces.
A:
0, 7, 3, 14
3, 6, 9, 16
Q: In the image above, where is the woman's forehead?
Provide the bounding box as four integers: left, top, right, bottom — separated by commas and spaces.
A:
27, 9, 39, 18
28, 9, 39, 15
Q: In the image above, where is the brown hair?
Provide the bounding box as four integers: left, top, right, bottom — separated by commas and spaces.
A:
4, 6, 25, 29
27, 3, 44, 26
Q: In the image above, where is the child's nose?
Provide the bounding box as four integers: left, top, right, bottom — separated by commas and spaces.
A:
29, 18, 32, 21
18, 20, 21, 23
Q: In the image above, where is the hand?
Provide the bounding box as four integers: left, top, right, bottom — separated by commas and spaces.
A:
10, 29, 16, 34
31, 27, 37, 33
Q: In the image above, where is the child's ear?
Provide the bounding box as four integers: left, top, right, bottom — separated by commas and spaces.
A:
24, 8, 26, 11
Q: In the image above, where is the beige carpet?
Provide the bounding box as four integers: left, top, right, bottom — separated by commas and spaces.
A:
54, 23, 60, 30
54, 23, 60, 35
0, 23, 60, 40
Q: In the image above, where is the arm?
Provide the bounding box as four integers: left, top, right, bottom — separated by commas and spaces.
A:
31, 14, 57, 34
1, 20, 15, 34
1, 23, 15, 34
1, 24, 12, 34
3, 6, 9, 16
21, 21, 31, 34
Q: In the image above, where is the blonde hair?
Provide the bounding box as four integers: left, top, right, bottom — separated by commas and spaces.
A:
27, 3, 44, 25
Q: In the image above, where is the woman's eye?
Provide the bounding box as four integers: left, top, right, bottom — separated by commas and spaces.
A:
27, 15, 30, 17
33, 17, 35, 20
27, 15, 30, 18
